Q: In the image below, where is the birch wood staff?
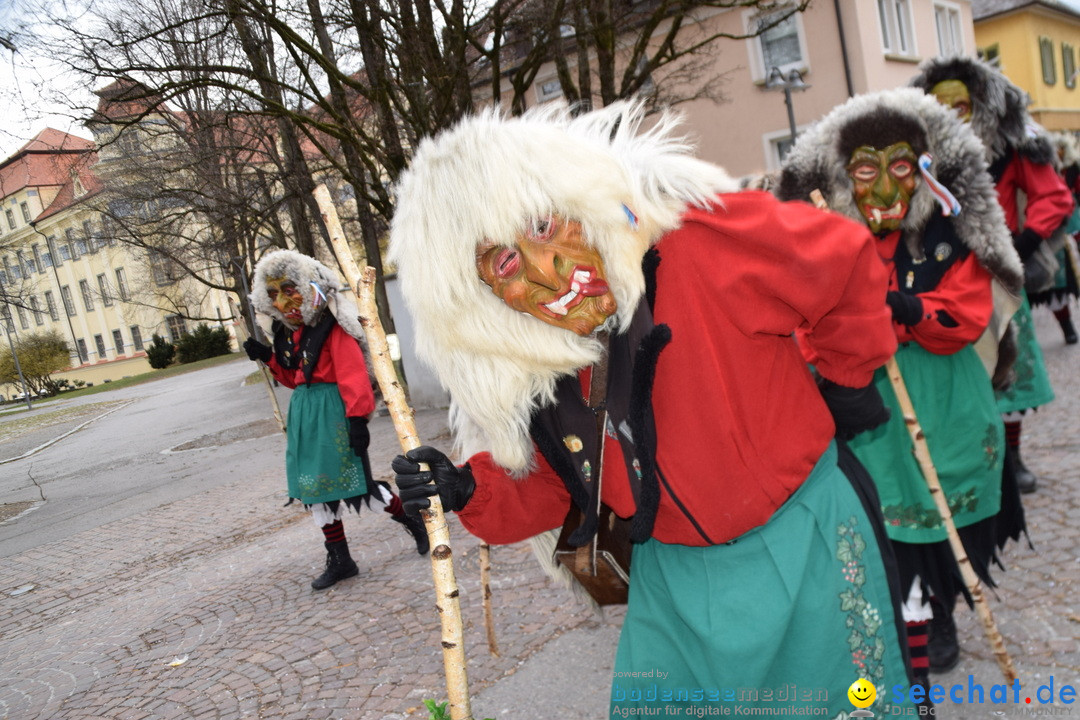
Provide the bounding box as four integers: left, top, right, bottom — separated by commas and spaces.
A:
808, 189, 1018, 683
311, 184, 474, 718
228, 295, 286, 435
357, 265, 474, 719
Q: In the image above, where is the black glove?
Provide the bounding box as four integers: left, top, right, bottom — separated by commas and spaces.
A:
1013, 227, 1043, 262
391, 446, 475, 517
243, 337, 272, 363
347, 416, 370, 456
885, 290, 924, 326
817, 377, 891, 441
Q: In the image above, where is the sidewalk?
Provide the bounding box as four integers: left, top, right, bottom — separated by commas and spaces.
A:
0, 310, 1077, 720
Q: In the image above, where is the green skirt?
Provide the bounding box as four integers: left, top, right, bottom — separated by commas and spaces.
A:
285, 383, 368, 504
996, 294, 1055, 413
849, 343, 1002, 545
611, 442, 915, 718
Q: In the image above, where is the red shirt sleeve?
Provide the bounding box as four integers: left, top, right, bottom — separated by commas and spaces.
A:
1003, 154, 1074, 238
455, 450, 571, 544
683, 193, 893, 388
323, 324, 376, 418
897, 253, 994, 354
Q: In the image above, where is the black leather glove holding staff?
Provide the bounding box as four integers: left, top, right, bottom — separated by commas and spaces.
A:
243, 337, 272, 363
817, 377, 891, 441
392, 446, 475, 518
885, 290, 924, 327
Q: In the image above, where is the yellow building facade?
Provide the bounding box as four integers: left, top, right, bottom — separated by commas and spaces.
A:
0, 130, 235, 400
974, 0, 1080, 130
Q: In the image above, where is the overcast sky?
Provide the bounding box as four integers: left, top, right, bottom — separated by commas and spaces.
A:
0, 1, 95, 161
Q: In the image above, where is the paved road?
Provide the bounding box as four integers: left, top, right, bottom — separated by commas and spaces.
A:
0, 306, 1077, 720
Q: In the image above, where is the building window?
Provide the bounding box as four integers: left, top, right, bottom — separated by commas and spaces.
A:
1041, 36, 1057, 85
16, 305, 28, 330
76, 338, 88, 363
5, 255, 21, 280
755, 7, 804, 73
112, 329, 125, 355
115, 267, 129, 301
61, 285, 76, 316
79, 279, 95, 311
59, 243, 71, 262
17, 249, 35, 275
97, 273, 113, 306
536, 78, 563, 103
934, 4, 963, 56
1065, 43, 1077, 89
94, 334, 107, 359
131, 325, 144, 351
166, 314, 188, 342
6, 209, 16, 229
20, 202, 31, 223
44, 291, 59, 321
30, 296, 43, 325
32, 244, 45, 272
878, 0, 916, 57
979, 43, 1001, 67
83, 220, 98, 252
149, 251, 179, 285
66, 229, 82, 260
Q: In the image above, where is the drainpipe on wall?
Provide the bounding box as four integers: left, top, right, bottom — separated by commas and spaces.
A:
834, 0, 855, 98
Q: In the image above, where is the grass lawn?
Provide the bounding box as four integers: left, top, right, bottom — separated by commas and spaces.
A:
2, 352, 247, 411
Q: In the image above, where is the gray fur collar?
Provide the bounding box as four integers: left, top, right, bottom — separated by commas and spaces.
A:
777, 88, 1022, 293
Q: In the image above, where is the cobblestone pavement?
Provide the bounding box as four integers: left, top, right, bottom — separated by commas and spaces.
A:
0, 307, 1076, 720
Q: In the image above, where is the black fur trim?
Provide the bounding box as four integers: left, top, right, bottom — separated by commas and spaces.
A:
837, 108, 929, 161
627, 323, 671, 542
530, 412, 593, 514
935, 310, 959, 328
643, 248, 661, 313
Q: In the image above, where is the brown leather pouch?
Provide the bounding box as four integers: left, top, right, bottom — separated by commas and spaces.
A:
554, 504, 632, 606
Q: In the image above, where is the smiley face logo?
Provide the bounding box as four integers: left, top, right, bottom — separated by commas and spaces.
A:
848, 678, 876, 708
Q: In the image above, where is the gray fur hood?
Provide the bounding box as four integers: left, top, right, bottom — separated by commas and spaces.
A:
777, 87, 1022, 293
909, 55, 1054, 166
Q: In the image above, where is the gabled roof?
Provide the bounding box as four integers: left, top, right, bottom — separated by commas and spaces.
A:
34, 151, 104, 222
0, 128, 95, 200
973, 0, 1080, 21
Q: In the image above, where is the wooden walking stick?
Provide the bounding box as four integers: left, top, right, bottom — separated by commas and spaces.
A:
480, 543, 500, 657
228, 295, 286, 435
883, 357, 1018, 683
808, 190, 1019, 683
357, 266, 474, 719
312, 184, 474, 719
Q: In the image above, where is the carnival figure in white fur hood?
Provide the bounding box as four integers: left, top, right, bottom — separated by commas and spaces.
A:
388, 101, 919, 716
244, 249, 429, 591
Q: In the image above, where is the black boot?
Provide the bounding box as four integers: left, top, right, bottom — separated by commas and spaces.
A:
927, 599, 960, 673
1006, 443, 1038, 494
392, 513, 430, 555
311, 540, 359, 590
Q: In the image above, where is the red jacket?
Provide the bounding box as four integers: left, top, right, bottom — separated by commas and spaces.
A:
265, 322, 375, 418
875, 231, 993, 354
996, 152, 1073, 238
457, 192, 897, 546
